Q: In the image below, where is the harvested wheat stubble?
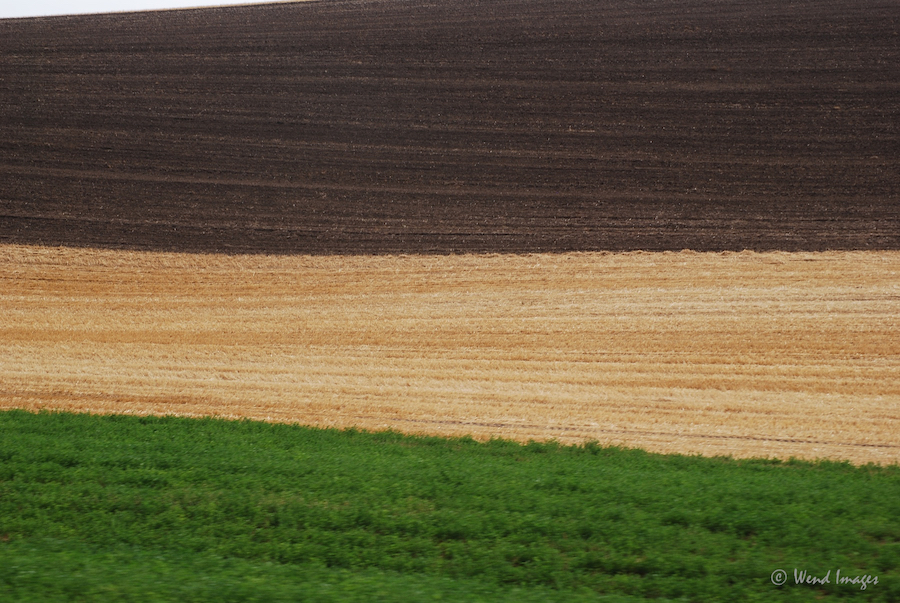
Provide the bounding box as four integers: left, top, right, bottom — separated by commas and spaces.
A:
1, 244, 898, 464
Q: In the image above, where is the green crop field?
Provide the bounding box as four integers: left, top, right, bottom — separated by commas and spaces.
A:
1, 410, 897, 601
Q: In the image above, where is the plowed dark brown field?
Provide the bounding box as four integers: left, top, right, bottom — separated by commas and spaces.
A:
2, 0, 898, 254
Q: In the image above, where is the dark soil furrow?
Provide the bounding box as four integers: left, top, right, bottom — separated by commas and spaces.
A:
1, 0, 898, 253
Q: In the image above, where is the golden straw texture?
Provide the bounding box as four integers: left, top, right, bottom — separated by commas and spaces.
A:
1, 244, 897, 463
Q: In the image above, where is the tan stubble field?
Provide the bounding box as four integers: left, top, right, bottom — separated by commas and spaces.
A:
1, 244, 897, 464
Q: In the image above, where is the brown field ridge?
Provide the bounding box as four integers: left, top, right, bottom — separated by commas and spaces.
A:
1, 0, 898, 254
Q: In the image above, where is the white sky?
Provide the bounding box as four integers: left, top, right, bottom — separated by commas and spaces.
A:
0, 1, 271, 19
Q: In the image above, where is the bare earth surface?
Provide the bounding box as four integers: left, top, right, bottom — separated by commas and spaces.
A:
2, 0, 898, 464
2, 244, 897, 464
1, 0, 898, 254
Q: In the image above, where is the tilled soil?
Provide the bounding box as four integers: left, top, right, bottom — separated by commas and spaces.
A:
1, 0, 898, 254
2, 1, 898, 463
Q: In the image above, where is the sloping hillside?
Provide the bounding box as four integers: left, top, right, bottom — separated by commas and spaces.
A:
1, 0, 897, 254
